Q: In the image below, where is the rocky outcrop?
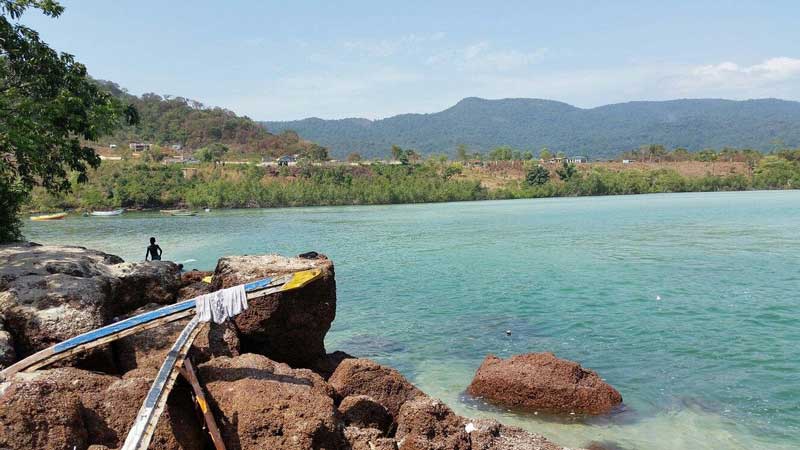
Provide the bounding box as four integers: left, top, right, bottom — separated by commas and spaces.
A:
467, 353, 623, 415
329, 358, 424, 421
0, 367, 204, 450
339, 394, 393, 432
198, 353, 343, 450
396, 397, 471, 450
211, 254, 336, 369
0, 243, 181, 370
0, 246, 581, 450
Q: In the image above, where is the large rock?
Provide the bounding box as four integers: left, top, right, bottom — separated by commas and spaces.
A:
339, 394, 393, 433
211, 254, 336, 369
467, 353, 622, 415
395, 397, 471, 450
0, 243, 181, 370
0, 367, 204, 450
198, 353, 344, 449
0, 315, 15, 369
344, 426, 398, 450
328, 358, 424, 422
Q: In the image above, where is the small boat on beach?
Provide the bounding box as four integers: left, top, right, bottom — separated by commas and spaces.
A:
30, 212, 67, 221
90, 208, 124, 217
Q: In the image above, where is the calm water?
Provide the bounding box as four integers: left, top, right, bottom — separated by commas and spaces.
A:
26, 191, 800, 450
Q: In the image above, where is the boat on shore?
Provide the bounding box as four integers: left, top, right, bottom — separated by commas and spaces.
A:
160, 209, 187, 215
90, 208, 124, 217
30, 212, 67, 221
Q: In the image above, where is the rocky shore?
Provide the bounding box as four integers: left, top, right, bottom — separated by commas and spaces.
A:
0, 243, 599, 450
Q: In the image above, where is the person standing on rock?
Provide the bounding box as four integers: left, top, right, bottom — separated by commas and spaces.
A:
145, 237, 163, 261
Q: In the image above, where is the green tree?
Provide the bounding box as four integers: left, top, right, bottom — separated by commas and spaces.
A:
196, 143, 229, 164
390, 145, 403, 161
539, 148, 552, 160
488, 145, 514, 161
305, 143, 329, 161
0, 0, 136, 242
456, 144, 468, 161
522, 151, 534, 161
346, 152, 362, 163
556, 160, 577, 181
526, 165, 550, 186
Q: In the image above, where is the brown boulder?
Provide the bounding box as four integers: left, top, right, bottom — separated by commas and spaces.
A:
467, 353, 622, 415
344, 427, 398, 450
395, 397, 470, 450
0, 377, 88, 450
0, 367, 204, 450
211, 254, 336, 369
339, 394, 393, 433
0, 315, 15, 369
198, 353, 344, 449
0, 243, 181, 371
328, 358, 424, 421
464, 419, 569, 450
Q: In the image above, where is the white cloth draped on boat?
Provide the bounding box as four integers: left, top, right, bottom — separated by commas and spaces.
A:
195, 284, 248, 324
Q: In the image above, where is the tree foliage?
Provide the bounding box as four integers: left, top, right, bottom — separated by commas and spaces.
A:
0, 0, 134, 241
525, 165, 550, 186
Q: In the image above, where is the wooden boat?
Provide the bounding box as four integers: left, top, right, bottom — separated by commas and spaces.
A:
30, 212, 67, 221
0, 268, 323, 450
159, 209, 185, 215
91, 208, 124, 217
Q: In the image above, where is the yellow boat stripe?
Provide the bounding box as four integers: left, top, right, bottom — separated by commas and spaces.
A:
283, 269, 322, 291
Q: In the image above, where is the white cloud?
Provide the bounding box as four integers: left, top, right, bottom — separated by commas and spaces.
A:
677, 57, 800, 91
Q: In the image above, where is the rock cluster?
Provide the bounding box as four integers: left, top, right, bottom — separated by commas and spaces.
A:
0, 243, 582, 449
467, 353, 623, 415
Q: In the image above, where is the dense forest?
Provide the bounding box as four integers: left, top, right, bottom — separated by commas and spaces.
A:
96, 80, 324, 158
263, 97, 800, 159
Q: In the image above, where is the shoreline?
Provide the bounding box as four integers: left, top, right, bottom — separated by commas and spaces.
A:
23, 186, 800, 216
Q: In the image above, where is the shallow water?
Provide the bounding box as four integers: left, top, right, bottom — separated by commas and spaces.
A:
26, 191, 800, 449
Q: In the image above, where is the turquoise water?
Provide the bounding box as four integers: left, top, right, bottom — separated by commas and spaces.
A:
25, 191, 800, 450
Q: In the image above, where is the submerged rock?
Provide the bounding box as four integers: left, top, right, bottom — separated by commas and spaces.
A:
467, 353, 623, 415
211, 253, 336, 369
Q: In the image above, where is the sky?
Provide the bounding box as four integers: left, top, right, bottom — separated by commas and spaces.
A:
20, 0, 800, 120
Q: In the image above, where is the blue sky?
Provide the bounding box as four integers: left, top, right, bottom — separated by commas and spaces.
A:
21, 0, 800, 120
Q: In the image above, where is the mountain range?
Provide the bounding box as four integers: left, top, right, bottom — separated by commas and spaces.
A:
261, 97, 800, 160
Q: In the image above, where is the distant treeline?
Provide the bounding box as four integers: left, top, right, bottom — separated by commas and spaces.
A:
26, 149, 800, 212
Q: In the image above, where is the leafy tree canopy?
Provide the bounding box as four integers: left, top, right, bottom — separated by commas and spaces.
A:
0, 0, 135, 242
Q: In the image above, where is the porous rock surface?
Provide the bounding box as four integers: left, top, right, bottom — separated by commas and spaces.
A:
467, 353, 623, 415
0, 243, 180, 369
0, 367, 204, 450
211, 253, 336, 369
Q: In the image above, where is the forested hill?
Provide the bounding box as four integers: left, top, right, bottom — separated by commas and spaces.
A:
97, 81, 320, 157
262, 97, 800, 159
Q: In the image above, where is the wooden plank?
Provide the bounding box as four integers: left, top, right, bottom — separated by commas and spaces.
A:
120, 268, 324, 450
0, 275, 282, 380
180, 358, 226, 450
121, 317, 203, 450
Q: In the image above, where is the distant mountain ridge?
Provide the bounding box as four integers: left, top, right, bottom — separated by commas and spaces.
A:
262, 97, 800, 159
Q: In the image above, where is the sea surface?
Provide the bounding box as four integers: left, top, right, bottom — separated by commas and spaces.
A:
25, 191, 800, 450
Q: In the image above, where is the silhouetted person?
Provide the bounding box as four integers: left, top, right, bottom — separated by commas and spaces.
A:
145, 237, 162, 261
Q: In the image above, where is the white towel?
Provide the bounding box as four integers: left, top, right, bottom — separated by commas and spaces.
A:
195, 284, 248, 324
